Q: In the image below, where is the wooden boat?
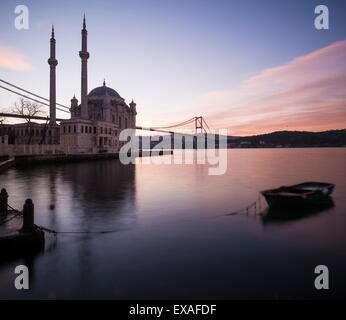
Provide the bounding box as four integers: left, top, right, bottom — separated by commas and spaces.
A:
261, 182, 335, 208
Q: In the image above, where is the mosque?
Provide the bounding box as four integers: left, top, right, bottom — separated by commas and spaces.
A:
1, 16, 137, 155
58, 16, 137, 153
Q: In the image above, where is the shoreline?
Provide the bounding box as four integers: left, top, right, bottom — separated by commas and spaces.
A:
0, 150, 173, 172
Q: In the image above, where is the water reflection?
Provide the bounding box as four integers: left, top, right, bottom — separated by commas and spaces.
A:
0, 160, 137, 264
261, 197, 335, 224
0, 149, 345, 299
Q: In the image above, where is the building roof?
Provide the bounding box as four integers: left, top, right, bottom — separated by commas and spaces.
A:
88, 82, 122, 98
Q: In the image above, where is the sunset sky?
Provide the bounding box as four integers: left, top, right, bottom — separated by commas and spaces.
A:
0, 0, 345, 136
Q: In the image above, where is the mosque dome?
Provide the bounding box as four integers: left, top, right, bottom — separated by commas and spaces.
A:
88, 80, 121, 98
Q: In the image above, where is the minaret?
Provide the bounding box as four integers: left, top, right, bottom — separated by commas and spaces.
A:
79, 15, 89, 119
70, 95, 78, 119
129, 100, 137, 128
48, 25, 58, 125
129, 99, 136, 112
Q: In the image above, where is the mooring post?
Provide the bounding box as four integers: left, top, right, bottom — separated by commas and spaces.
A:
21, 199, 35, 232
0, 188, 8, 213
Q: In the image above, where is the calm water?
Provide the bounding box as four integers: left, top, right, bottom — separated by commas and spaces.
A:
0, 148, 345, 299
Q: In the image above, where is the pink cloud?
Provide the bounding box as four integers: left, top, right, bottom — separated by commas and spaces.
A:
243, 40, 346, 88
200, 40, 346, 136
0, 44, 33, 71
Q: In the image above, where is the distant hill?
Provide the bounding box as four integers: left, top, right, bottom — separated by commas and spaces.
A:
229, 129, 346, 148
139, 129, 346, 148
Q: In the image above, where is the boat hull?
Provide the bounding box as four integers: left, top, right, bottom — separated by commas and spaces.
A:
261, 182, 335, 208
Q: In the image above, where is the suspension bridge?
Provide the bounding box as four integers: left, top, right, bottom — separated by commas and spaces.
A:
0, 78, 213, 136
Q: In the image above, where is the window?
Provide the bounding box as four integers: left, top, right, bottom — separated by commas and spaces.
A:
74, 125, 76, 133
63, 126, 66, 134
89, 126, 92, 134
81, 126, 84, 133
68, 126, 71, 133
94, 127, 96, 134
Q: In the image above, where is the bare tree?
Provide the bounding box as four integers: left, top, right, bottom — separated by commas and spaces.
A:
12, 98, 44, 144
0, 116, 4, 138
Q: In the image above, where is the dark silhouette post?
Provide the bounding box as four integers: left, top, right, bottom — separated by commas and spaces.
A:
21, 199, 35, 232
0, 188, 8, 213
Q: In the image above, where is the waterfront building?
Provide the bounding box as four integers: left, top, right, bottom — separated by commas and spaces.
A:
0, 16, 137, 155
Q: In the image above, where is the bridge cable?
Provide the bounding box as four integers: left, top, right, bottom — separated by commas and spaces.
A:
150, 117, 196, 129
0, 85, 70, 114
0, 79, 69, 110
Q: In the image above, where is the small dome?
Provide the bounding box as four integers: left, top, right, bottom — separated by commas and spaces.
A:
88, 82, 121, 98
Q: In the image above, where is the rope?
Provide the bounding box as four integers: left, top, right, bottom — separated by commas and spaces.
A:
35, 225, 122, 235
0, 198, 23, 226
1, 195, 264, 235
225, 194, 264, 216
0, 211, 22, 225
0, 199, 121, 235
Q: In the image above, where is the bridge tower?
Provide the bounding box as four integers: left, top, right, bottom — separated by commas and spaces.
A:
194, 116, 204, 134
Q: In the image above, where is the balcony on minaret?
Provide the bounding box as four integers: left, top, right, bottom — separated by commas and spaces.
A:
79, 51, 89, 61
48, 57, 58, 67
